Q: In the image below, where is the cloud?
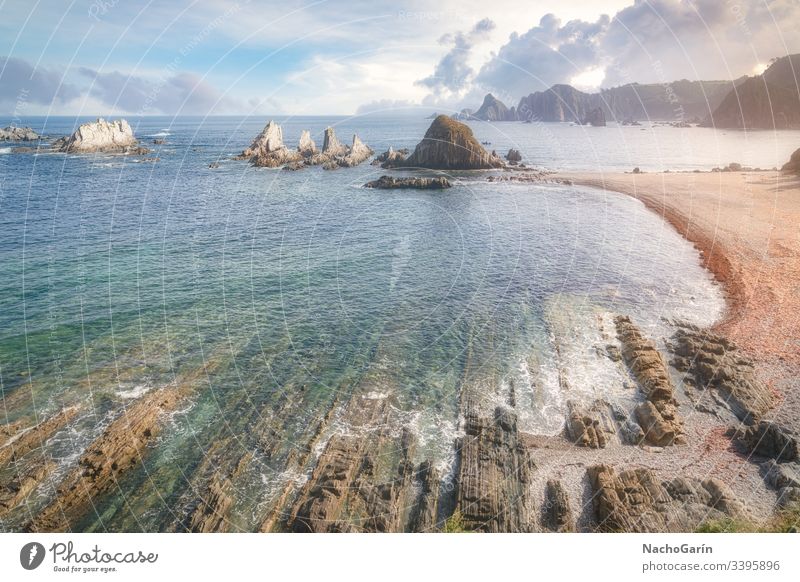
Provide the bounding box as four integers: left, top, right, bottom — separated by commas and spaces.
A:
416, 18, 496, 96
0, 56, 81, 110
463, 0, 800, 103
356, 98, 419, 115
79, 68, 240, 115
475, 13, 607, 97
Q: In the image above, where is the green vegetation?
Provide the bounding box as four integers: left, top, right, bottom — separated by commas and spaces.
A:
442, 510, 470, 533
696, 501, 800, 533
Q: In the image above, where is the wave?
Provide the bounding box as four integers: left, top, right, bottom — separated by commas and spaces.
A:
0, 147, 11, 154
148, 131, 170, 137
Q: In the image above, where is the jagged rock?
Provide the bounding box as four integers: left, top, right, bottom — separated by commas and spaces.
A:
505, 148, 522, 162
565, 400, 613, 448
736, 422, 798, 461
777, 486, 800, 508
0, 407, 79, 467
28, 386, 183, 532
669, 325, 774, 423
188, 452, 252, 532
454, 405, 534, 532
373, 146, 408, 165
363, 176, 451, 190
0, 460, 55, 518
761, 460, 800, 489
152, 138, 165, 145
589, 464, 747, 532
340, 135, 373, 167
297, 130, 316, 156
543, 480, 573, 532
0, 126, 39, 141
321, 127, 347, 157
581, 107, 606, 127
473, 93, 518, 121
615, 316, 684, 446
239, 120, 302, 168
408, 460, 440, 532
782, 148, 800, 175
54, 118, 148, 154
387, 115, 503, 170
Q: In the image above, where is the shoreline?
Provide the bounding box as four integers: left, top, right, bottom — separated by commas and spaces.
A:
559, 170, 800, 422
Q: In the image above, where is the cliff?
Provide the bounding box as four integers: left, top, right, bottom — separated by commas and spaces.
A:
513, 80, 739, 123
473, 93, 517, 121
702, 55, 800, 129
389, 115, 503, 170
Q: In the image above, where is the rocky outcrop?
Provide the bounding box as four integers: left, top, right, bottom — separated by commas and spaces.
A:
341, 135, 373, 167
54, 118, 148, 154
581, 106, 606, 127
372, 146, 407, 165
0, 126, 39, 141
0, 407, 79, 467
615, 316, 684, 446
0, 460, 55, 518
187, 451, 252, 533
736, 422, 798, 461
240, 123, 371, 169
364, 176, 451, 190
565, 400, 613, 448
239, 120, 303, 168
297, 130, 317, 156
702, 54, 800, 129
473, 93, 517, 121
543, 480, 574, 532
589, 464, 747, 532
782, 148, 800, 174
505, 148, 522, 163
388, 115, 503, 170
454, 404, 534, 532
28, 386, 183, 532
669, 325, 774, 423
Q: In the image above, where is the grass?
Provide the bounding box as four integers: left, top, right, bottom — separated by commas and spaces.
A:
696, 501, 800, 533
442, 510, 470, 533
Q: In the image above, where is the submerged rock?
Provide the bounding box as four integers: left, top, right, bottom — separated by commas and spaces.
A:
363, 175, 451, 190
387, 115, 503, 170
54, 118, 148, 154
0, 126, 39, 141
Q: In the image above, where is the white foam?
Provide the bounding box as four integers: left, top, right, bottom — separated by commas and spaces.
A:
116, 383, 152, 399
148, 131, 170, 137
0, 147, 11, 154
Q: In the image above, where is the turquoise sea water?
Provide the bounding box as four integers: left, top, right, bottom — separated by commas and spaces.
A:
0, 115, 794, 531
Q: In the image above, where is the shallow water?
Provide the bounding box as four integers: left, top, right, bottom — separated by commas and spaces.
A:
0, 115, 737, 530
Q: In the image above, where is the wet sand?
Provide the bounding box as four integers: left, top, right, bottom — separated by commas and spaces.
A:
560, 170, 800, 426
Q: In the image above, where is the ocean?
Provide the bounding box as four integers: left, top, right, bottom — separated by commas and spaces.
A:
0, 115, 797, 531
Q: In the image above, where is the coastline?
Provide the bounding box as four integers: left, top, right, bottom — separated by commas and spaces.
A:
559, 170, 800, 425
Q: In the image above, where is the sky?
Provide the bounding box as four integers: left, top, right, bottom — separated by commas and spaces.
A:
1, 0, 798, 116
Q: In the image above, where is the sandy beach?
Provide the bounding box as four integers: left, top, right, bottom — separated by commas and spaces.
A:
561, 170, 800, 427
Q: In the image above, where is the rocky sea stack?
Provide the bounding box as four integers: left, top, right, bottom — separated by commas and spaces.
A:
54, 118, 148, 154
386, 115, 503, 170
241, 122, 371, 170
0, 126, 40, 141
